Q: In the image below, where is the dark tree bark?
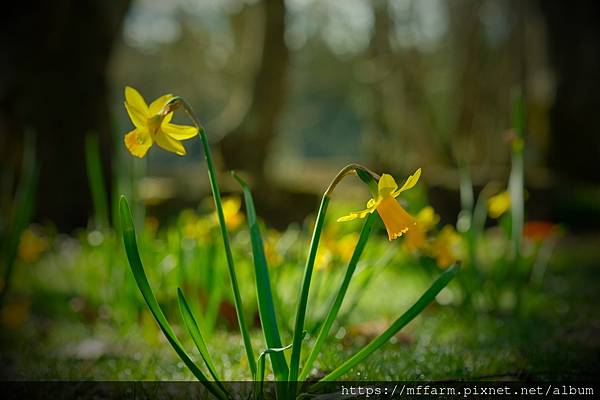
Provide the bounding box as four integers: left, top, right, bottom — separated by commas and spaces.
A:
219, 0, 315, 228
539, 1, 600, 183
219, 0, 289, 184
0, 1, 130, 230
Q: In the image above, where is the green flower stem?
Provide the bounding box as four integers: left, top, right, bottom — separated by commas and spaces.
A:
170, 96, 257, 376
310, 264, 459, 389
198, 126, 256, 376
288, 164, 379, 394
287, 194, 330, 392
299, 212, 376, 382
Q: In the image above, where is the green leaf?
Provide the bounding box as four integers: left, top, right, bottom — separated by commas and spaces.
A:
85, 133, 110, 230
288, 195, 330, 392
0, 129, 38, 307
232, 173, 289, 385
310, 264, 459, 388
119, 196, 228, 400
177, 288, 223, 385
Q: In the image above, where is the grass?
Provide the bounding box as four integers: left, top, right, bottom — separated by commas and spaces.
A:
1, 233, 598, 382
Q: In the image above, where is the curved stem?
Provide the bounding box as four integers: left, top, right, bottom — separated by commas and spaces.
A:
287, 164, 379, 394
170, 97, 257, 377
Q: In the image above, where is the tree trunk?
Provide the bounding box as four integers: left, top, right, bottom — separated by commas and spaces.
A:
0, 0, 130, 230
219, 0, 289, 185
539, 0, 600, 183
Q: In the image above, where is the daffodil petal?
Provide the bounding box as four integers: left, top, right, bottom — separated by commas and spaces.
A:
154, 131, 186, 156
162, 122, 199, 140
125, 86, 150, 118
125, 102, 148, 130
377, 174, 399, 197
149, 94, 174, 115
392, 168, 421, 197
124, 129, 152, 158
337, 207, 374, 222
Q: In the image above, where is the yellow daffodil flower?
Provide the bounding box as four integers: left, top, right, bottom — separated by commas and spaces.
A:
431, 225, 463, 268
123, 86, 198, 157
404, 206, 440, 252
488, 190, 511, 219
217, 197, 244, 231
338, 169, 421, 241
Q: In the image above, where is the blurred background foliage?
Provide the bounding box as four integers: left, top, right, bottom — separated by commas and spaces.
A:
2, 0, 600, 231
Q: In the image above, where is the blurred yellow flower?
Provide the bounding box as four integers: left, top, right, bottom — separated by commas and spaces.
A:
488, 191, 511, 219
416, 206, 440, 231
315, 230, 359, 271
264, 229, 283, 266
431, 225, 463, 268
218, 197, 244, 231
180, 210, 212, 242
338, 169, 421, 241
404, 206, 440, 252
18, 228, 49, 263
335, 232, 359, 263
123, 86, 198, 157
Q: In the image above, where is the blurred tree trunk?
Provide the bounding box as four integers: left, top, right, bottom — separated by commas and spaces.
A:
219, 0, 288, 185
539, 1, 600, 183
0, 1, 130, 230
219, 0, 314, 228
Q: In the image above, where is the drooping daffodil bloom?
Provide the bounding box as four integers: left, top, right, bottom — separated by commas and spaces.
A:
488, 190, 511, 219
123, 86, 198, 157
338, 169, 421, 241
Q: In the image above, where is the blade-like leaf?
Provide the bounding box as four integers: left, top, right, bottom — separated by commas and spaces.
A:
119, 196, 228, 400
288, 195, 330, 391
85, 133, 110, 230
232, 173, 289, 385
177, 288, 222, 384
310, 264, 459, 389
0, 129, 38, 307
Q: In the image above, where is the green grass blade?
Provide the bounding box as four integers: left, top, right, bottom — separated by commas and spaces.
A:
510, 88, 525, 260
299, 212, 376, 381
288, 195, 330, 391
177, 288, 222, 383
310, 264, 459, 388
198, 127, 256, 376
119, 196, 228, 400
232, 173, 289, 383
0, 130, 38, 307
85, 133, 110, 230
